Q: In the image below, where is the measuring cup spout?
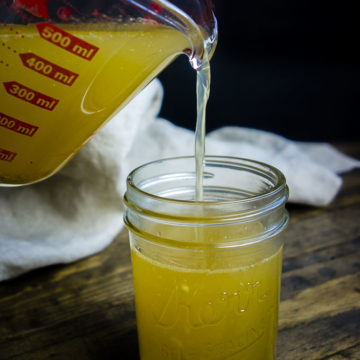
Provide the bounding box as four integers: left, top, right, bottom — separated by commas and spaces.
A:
141, 0, 218, 69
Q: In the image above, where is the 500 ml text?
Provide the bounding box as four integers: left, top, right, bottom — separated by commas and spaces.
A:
37, 23, 99, 60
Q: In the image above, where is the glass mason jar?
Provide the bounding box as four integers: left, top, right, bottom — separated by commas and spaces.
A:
124, 156, 289, 360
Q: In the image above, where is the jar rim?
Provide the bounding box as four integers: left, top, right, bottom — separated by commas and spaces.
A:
124, 156, 288, 223
124, 156, 289, 248
126, 155, 287, 203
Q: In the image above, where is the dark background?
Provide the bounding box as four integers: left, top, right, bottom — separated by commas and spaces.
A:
158, 1, 359, 141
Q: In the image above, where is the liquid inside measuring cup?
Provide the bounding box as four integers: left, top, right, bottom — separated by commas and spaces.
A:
0, 22, 190, 185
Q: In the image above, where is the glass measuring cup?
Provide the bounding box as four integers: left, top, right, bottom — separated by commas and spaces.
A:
0, 0, 217, 186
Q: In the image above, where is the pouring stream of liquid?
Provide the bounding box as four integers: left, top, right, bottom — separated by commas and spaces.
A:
194, 51, 211, 201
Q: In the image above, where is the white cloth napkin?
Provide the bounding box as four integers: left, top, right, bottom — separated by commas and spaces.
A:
0, 79, 359, 281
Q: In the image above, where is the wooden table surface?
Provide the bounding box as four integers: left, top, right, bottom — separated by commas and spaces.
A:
0, 143, 359, 360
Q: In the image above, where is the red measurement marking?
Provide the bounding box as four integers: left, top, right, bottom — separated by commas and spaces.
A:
3, 81, 59, 111
36, 23, 99, 61
0, 111, 38, 137
10, 1, 37, 22
57, 7, 73, 22
149, 2, 162, 13
13, 0, 50, 19
19, 53, 78, 86
92, 9, 101, 17
0, 148, 17, 162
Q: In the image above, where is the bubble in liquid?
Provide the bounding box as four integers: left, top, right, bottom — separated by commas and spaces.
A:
181, 284, 190, 292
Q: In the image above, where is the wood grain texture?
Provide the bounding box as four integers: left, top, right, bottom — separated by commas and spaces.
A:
0, 143, 359, 360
